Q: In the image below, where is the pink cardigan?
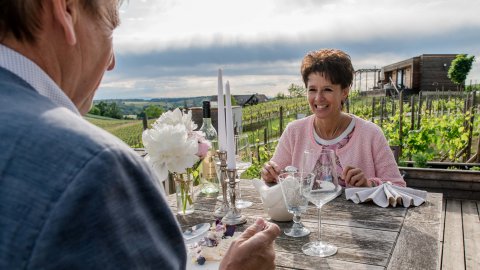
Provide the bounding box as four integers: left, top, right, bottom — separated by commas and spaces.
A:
271, 115, 406, 187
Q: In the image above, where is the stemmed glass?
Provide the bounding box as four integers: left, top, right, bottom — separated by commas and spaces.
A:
278, 172, 315, 237
234, 134, 253, 208
302, 149, 342, 257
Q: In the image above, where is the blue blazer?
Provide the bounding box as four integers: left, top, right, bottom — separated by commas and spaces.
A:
0, 67, 186, 269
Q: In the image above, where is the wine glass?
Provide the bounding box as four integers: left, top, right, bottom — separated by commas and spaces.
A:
302, 149, 342, 257
278, 172, 315, 237
234, 134, 253, 208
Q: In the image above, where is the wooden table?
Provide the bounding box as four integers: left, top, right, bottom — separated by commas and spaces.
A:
166, 180, 443, 270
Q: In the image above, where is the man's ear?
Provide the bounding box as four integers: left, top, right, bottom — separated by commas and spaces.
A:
52, 0, 77, 45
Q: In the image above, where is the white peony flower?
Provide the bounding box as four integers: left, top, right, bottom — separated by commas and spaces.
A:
153, 108, 197, 132
142, 108, 208, 182
181, 109, 197, 133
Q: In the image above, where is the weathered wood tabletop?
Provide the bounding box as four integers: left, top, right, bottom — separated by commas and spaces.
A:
166, 180, 443, 270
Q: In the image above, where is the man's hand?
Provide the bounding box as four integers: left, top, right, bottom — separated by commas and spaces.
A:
219, 218, 281, 270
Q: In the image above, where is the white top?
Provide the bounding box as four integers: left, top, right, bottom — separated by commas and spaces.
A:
0, 44, 80, 115
313, 117, 356, 145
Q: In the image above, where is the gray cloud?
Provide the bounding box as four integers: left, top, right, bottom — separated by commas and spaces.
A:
108, 26, 479, 78
96, 0, 480, 99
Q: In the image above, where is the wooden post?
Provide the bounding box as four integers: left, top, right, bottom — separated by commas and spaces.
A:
399, 91, 404, 158
425, 96, 430, 115
380, 97, 385, 128
264, 127, 268, 146
409, 94, 415, 161
142, 113, 148, 130
256, 144, 261, 163
467, 92, 476, 161
477, 120, 480, 163
417, 91, 423, 129
391, 97, 395, 117
279, 106, 284, 135
410, 95, 415, 131
371, 97, 376, 123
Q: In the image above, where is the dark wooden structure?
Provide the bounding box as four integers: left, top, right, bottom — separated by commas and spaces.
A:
381, 54, 458, 95
211, 94, 269, 107
234, 94, 268, 107
189, 105, 243, 134
401, 166, 480, 200
168, 180, 443, 269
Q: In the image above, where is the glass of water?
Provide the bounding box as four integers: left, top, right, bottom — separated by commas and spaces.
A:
278, 172, 315, 237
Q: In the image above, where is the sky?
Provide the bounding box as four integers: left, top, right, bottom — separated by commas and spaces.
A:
95, 0, 480, 100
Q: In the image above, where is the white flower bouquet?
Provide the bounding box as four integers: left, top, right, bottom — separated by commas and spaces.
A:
142, 108, 210, 214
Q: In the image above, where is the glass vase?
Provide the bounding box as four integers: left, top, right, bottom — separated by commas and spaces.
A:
173, 172, 195, 215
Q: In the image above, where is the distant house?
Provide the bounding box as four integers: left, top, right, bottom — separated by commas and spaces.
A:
381, 54, 458, 96
211, 94, 268, 107
190, 105, 243, 134
234, 94, 268, 106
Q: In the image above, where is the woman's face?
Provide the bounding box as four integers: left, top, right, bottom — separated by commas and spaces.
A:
307, 72, 349, 120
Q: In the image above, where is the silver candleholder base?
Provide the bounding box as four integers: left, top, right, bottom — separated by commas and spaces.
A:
221, 168, 247, 225
214, 150, 229, 218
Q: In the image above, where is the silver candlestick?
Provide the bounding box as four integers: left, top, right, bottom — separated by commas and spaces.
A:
214, 150, 229, 218
221, 168, 247, 225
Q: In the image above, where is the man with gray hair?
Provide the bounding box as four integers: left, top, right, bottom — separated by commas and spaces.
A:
0, 0, 280, 269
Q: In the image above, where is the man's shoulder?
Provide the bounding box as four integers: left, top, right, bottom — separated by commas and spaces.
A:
0, 78, 137, 180
0, 75, 157, 269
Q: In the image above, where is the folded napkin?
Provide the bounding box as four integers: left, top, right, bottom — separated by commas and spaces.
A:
345, 182, 427, 207
252, 179, 293, 221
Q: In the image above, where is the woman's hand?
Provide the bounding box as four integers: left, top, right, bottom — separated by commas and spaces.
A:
261, 161, 281, 183
342, 166, 370, 187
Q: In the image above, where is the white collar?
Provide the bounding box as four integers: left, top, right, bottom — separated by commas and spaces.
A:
0, 44, 80, 115
314, 117, 356, 145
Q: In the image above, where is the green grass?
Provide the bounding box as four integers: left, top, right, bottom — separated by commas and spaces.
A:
84, 115, 155, 148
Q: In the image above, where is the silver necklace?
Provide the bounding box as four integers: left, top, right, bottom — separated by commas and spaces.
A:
316, 118, 343, 140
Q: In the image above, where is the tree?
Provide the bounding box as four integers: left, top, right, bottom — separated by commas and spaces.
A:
144, 105, 164, 119
287, 83, 306, 97
96, 101, 108, 115
88, 105, 100, 115
275, 92, 286, 100
105, 102, 122, 119
448, 54, 476, 91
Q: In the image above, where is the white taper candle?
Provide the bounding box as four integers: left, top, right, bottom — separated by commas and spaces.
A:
217, 69, 226, 151
225, 81, 236, 169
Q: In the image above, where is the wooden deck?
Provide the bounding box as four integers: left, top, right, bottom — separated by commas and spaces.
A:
441, 198, 480, 270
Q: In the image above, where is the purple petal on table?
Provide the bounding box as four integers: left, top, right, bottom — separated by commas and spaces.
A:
224, 225, 236, 237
